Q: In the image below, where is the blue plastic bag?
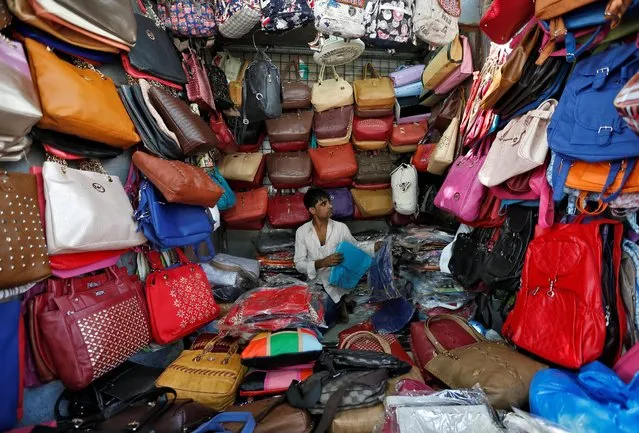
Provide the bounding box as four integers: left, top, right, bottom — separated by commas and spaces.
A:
530, 361, 639, 433
369, 238, 401, 302
328, 241, 372, 289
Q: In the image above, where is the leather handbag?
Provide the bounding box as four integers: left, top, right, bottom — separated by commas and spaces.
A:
226, 157, 266, 190
390, 121, 427, 148
314, 106, 354, 141
390, 64, 425, 88
219, 152, 264, 182
394, 81, 424, 98
0, 172, 51, 289
25, 38, 140, 148
427, 102, 461, 175
270, 140, 308, 152
267, 193, 311, 228
0, 36, 42, 141
265, 111, 314, 143
132, 151, 223, 207
281, 61, 312, 110
429, 90, 462, 133
326, 188, 354, 219
478, 99, 557, 187
448, 227, 495, 288
354, 107, 394, 118
209, 110, 239, 154
351, 188, 393, 217
243, 50, 282, 122
148, 86, 219, 156
43, 161, 146, 254
226, 397, 312, 433
38, 269, 151, 390
145, 249, 219, 345
312, 66, 354, 112
480, 0, 535, 44
411, 143, 436, 171
266, 151, 312, 189
353, 63, 395, 110
309, 143, 358, 181
157, 0, 217, 37
156, 337, 247, 411
314, 175, 353, 189
422, 314, 546, 409
420, 36, 464, 92
317, 125, 353, 147
230, 60, 249, 109
183, 48, 215, 112
564, 159, 639, 196
354, 151, 393, 184
220, 187, 268, 225
352, 115, 393, 143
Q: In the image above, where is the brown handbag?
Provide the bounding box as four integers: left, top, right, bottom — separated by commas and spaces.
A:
354, 107, 394, 118
148, 86, 219, 156
424, 314, 547, 410
535, 0, 599, 20
309, 143, 358, 181
266, 151, 312, 189
351, 188, 393, 217
354, 151, 393, 185
353, 63, 395, 110
429, 90, 462, 133
230, 60, 250, 108
281, 61, 312, 110
218, 152, 264, 182
265, 111, 314, 143
314, 106, 354, 141
226, 396, 313, 433
220, 187, 268, 225
0, 171, 51, 290
132, 151, 223, 207
25, 38, 140, 148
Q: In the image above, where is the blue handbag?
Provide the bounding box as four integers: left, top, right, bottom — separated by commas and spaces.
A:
209, 167, 236, 211
135, 180, 215, 261
192, 412, 256, 433
329, 241, 372, 289
0, 300, 20, 432
394, 81, 424, 98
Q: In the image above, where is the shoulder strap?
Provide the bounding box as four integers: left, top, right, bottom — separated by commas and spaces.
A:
339, 331, 392, 354
422, 314, 484, 358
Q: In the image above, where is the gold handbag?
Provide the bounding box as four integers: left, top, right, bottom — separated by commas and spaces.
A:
229, 60, 250, 109
156, 338, 247, 411
218, 152, 264, 182
421, 36, 464, 93
351, 188, 393, 217
311, 66, 354, 113
353, 63, 395, 110
329, 404, 385, 433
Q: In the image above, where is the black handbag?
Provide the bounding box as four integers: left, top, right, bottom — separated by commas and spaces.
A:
243, 50, 282, 123
208, 65, 234, 110
449, 227, 496, 289
31, 128, 123, 159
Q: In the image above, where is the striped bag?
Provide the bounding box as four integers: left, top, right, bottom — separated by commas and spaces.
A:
615, 71, 639, 135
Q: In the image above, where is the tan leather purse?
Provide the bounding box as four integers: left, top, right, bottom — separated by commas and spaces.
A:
312, 66, 354, 112
427, 100, 462, 175
351, 188, 393, 217
353, 63, 395, 110
421, 36, 464, 92
229, 60, 250, 108
218, 152, 264, 182
329, 405, 385, 433
265, 111, 314, 143
25, 38, 140, 148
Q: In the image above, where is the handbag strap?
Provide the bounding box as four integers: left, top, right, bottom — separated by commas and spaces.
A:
339, 331, 393, 354
577, 191, 608, 215
237, 59, 250, 82
422, 314, 485, 359
363, 62, 380, 79
284, 59, 301, 81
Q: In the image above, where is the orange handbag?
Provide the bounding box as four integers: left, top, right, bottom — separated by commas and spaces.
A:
25, 38, 140, 148
565, 160, 639, 195
309, 143, 358, 181
220, 187, 268, 225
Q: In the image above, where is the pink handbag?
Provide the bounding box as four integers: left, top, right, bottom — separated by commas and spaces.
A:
614, 343, 639, 383
434, 35, 473, 96
434, 138, 489, 222
182, 48, 215, 112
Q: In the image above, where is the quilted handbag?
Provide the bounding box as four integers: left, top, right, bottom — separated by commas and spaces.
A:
156, 337, 247, 411
615, 71, 639, 135
218, 152, 264, 182
157, 0, 216, 37
281, 61, 311, 110
480, 0, 535, 44
267, 193, 311, 228
354, 151, 393, 184
314, 106, 354, 141
413, 0, 460, 46
314, 0, 366, 39
391, 163, 418, 215
183, 48, 215, 112
311, 67, 354, 113
353, 63, 396, 110
327, 188, 354, 219
38, 269, 151, 390
261, 0, 314, 32
214, 0, 261, 39
352, 188, 393, 217
265, 111, 314, 143
220, 187, 268, 225
352, 115, 393, 143
266, 151, 312, 189
309, 143, 358, 181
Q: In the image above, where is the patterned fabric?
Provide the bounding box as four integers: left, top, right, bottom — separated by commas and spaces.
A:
242, 329, 322, 359
261, 0, 315, 32
615, 71, 639, 135
157, 0, 217, 37
365, 0, 414, 45
215, 0, 262, 38
437, 0, 460, 17
314, 0, 367, 39
622, 240, 639, 335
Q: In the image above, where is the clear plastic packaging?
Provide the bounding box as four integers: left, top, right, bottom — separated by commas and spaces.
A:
503, 409, 571, 433
254, 229, 296, 254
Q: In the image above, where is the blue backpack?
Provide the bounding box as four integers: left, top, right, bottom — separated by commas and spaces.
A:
547, 43, 639, 201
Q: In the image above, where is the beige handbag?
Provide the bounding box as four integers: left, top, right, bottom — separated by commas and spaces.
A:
218, 152, 264, 182
420, 35, 464, 93
329, 404, 385, 433
478, 99, 558, 187
351, 188, 393, 217
312, 66, 354, 112
427, 101, 461, 175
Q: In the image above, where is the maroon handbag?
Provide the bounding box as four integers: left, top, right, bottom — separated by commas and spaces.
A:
270, 140, 308, 152
183, 48, 215, 112
37, 268, 151, 390
313, 175, 353, 188
209, 111, 238, 154
352, 115, 394, 142
267, 193, 311, 228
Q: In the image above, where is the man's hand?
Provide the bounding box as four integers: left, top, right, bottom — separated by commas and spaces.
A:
315, 253, 344, 269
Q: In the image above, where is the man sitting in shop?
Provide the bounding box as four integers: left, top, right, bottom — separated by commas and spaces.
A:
294, 188, 381, 327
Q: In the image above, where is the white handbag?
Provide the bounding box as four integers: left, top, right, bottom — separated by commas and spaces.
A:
412, 0, 459, 47
314, 0, 366, 39
391, 163, 418, 215
478, 99, 558, 188
43, 161, 146, 254
427, 111, 460, 175
311, 66, 354, 113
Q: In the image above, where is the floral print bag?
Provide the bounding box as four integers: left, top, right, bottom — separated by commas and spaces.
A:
261, 0, 315, 32
364, 0, 415, 46
314, 0, 367, 39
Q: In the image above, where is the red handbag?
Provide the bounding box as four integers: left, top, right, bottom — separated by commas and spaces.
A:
270, 140, 308, 152
411, 144, 436, 172
37, 268, 151, 390
312, 174, 353, 188
227, 157, 266, 190
266, 193, 310, 228
209, 111, 238, 154
391, 121, 428, 146
237, 131, 266, 153
121, 54, 184, 90
352, 182, 391, 190
182, 48, 215, 112
145, 249, 219, 345
479, 0, 535, 44
459, 189, 504, 228
339, 323, 414, 366
309, 143, 358, 181
352, 115, 394, 142
503, 218, 626, 368
221, 187, 268, 225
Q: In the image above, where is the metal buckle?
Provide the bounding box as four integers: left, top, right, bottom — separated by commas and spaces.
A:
598, 126, 613, 134
596, 67, 610, 76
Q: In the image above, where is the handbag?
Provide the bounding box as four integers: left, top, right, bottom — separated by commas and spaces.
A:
391, 164, 418, 215
24, 38, 140, 148
351, 188, 393, 217
32, 128, 123, 160
243, 50, 282, 122
209, 110, 239, 154
412, 0, 460, 46
352, 115, 393, 143
183, 48, 215, 112
480, 0, 535, 44
615, 70, 639, 135
0, 172, 51, 289
270, 139, 309, 152
260, 0, 314, 32
156, 337, 247, 411
394, 81, 424, 98
314, 0, 366, 39
218, 152, 264, 182
478, 99, 557, 187
266, 151, 312, 189
420, 35, 464, 92
226, 156, 265, 190
38, 268, 151, 390
364, 0, 415, 46
327, 188, 354, 219
145, 248, 219, 345
353, 63, 395, 110
309, 143, 358, 181
230, 60, 250, 109
429, 90, 461, 133
423, 314, 546, 410
266, 111, 314, 143
390, 64, 425, 88
208, 64, 234, 110
312, 66, 354, 113
132, 151, 223, 207
448, 227, 495, 288
226, 397, 312, 433
281, 61, 311, 110
391, 121, 427, 148
427, 102, 461, 175
266, 193, 311, 228
314, 106, 354, 141
43, 161, 146, 254
220, 187, 268, 225
411, 143, 436, 171
420, 35, 473, 106
354, 151, 393, 184
214, 0, 261, 39
157, 0, 216, 37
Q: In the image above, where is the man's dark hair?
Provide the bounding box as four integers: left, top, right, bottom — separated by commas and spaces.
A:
303, 188, 330, 211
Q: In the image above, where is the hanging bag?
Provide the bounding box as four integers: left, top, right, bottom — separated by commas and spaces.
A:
281, 60, 311, 110
183, 47, 215, 112
412, 0, 460, 47
314, 0, 367, 38
157, 0, 217, 37
391, 163, 418, 215
243, 50, 282, 123
261, 0, 314, 32
215, 0, 261, 39
353, 63, 395, 110
312, 66, 354, 112
427, 96, 462, 175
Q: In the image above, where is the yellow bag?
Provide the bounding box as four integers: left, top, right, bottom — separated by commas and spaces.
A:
229, 60, 250, 108
330, 404, 385, 433
353, 63, 395, 110
351, 188, 393, 217
420, 36, 463, 93
156, 339, 247, 411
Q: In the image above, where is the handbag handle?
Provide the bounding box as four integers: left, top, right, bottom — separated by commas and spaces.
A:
237, 59, 250, 82
363, 62, 380, 79
318, 66, 341, 84
422, 314, 486, 359
577, 192, 608, 216
284, 59, 301, 81
339, 331, 393, 354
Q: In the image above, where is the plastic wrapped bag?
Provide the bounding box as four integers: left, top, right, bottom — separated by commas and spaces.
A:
201, 253, 260, 303
254, 229, 296, 254
369, 238, 402, 302
329, 241, 372, 289
503, 409, 571, 433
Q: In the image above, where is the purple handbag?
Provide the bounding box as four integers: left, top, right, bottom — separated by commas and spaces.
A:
390, 64, 426, 88
434, 139, 489, 222
327, 188, 354, 219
